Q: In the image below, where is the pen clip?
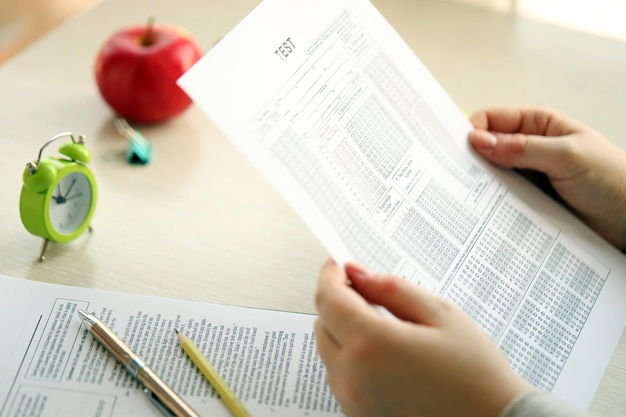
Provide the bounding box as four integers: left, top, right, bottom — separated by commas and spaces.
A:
144, 387, 177, 417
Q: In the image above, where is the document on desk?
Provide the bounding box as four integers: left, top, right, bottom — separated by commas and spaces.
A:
0, 274, 337, 417
178, 0, 626, 411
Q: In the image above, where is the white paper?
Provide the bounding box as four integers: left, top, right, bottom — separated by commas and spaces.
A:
0, 275, 340, 417
178, 0, 626, 411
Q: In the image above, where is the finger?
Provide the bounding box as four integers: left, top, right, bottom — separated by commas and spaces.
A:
468, 129, 577, 176
315, 258, 351, 303
315, 258, 380, 343
345, 263, 449, 326
469, 106, 583, 136
314, 319, 340, 368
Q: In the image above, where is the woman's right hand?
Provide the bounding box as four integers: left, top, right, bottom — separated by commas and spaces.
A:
468, 106, 626, 250
314, 259, 534, 417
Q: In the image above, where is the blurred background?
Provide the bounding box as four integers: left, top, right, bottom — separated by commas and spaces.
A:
1, 0, 625, 65
0, 0, 98, 64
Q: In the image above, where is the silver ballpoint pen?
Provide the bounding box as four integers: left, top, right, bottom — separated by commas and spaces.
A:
77, 309, 201, 417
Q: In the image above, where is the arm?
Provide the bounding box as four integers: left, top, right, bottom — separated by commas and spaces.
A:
468, 106, 626, 250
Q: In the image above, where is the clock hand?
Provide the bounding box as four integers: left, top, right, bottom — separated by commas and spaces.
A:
63, 178, 77, 198
52, 185, 66, 204
64, 193, 83, 202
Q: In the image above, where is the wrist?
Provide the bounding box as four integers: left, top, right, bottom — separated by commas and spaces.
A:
498, 391, 537, 417
498, 391, 589, 417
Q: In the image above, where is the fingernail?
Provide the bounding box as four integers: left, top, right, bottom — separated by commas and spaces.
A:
470, 130, 498, 149
345, 263, 375, 280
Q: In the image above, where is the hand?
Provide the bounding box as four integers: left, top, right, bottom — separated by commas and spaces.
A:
314, 258, 534, 417
468, 106, 626, 249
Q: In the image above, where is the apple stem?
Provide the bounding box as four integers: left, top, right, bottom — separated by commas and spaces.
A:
142, 16, 156, 46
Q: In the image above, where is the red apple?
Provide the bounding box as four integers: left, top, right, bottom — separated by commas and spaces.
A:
95, 21, 202, 124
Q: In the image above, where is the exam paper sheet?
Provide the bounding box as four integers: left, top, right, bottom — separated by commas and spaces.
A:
178, 0, 626, 410
0, 275, 338, 417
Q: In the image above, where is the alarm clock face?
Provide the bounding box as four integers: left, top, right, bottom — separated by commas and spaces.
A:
49, 171, 94, 234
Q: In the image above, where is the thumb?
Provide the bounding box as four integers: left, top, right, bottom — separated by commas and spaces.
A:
345, 263, 448, 326
469, 129, 572, 176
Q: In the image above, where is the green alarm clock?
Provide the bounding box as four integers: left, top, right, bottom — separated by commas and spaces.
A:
19, 132, 97, 261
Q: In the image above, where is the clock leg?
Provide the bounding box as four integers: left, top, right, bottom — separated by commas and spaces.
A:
39, 238, 50, 262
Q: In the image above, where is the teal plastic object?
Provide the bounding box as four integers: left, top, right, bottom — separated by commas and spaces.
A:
126, 131, 153, 164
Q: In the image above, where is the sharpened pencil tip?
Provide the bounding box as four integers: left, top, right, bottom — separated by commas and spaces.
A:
174, 328, 179, 334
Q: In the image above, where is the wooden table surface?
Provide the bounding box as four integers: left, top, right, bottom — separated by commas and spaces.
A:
0, 0, 624, 415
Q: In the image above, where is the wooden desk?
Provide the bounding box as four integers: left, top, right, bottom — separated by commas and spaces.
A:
0, 0, 624, 415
